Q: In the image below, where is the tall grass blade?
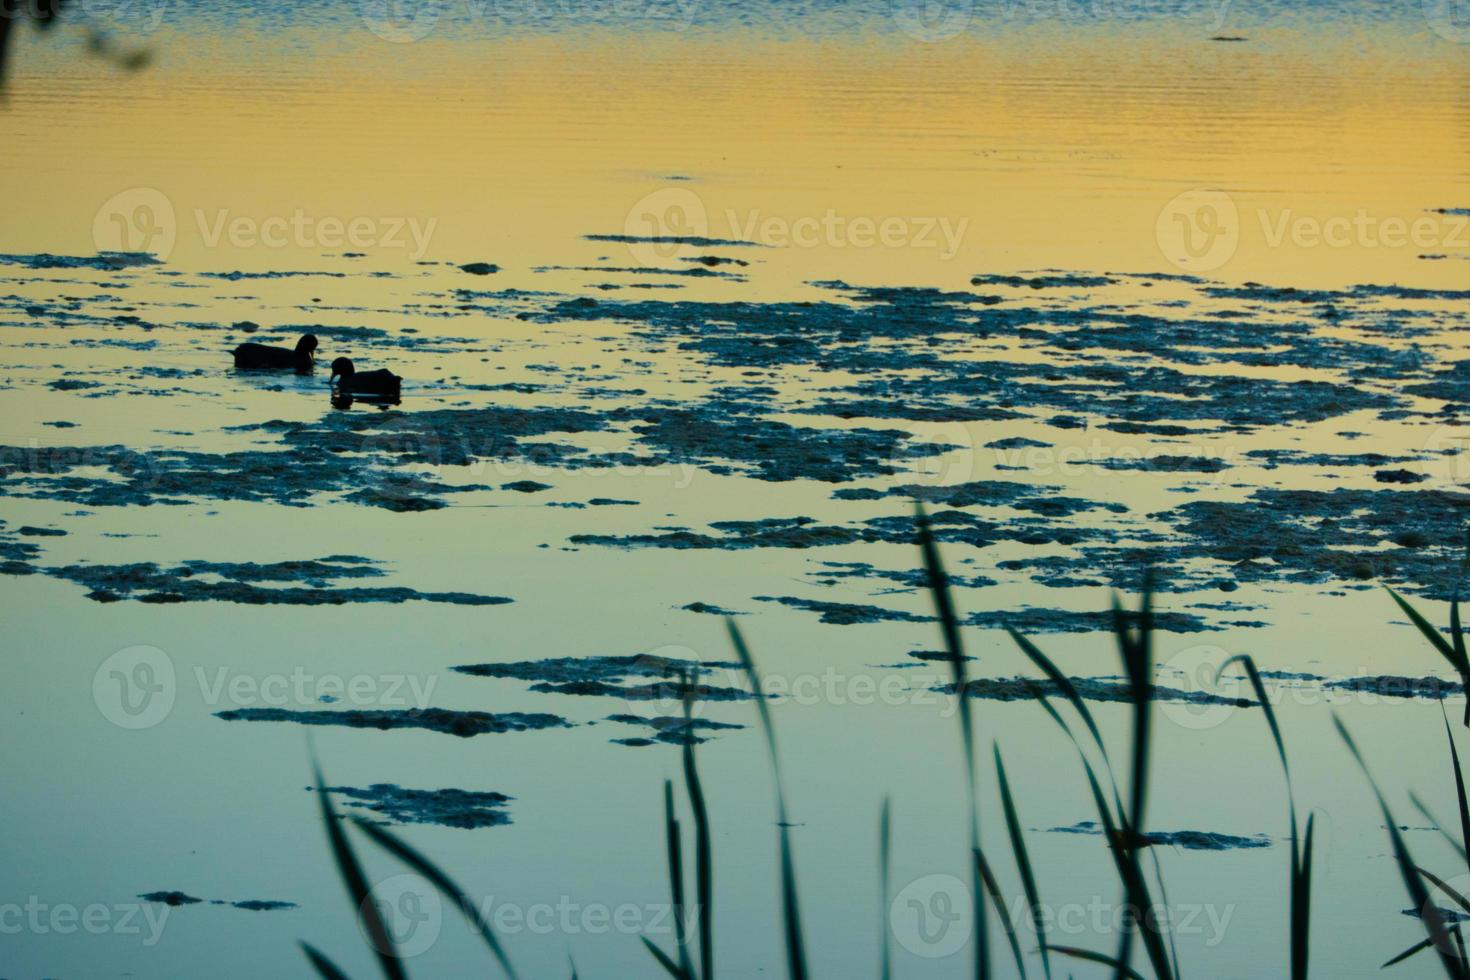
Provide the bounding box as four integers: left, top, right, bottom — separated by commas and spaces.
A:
1335, 715, 1470, 980
1110, 586, 1166, 980
976, 847, 1028, 980
880, 796, 893, 980
1144, 850, 1182, 980
1420, 867, 1470, 915
1077, 750, 1172, 980
1293, 814, 1315, 980
995, 746, 1049, 980
680, 673, 714, 980
727, 620, 808, 980
1044, 945, 1149, 980
1006, 627, 1110, 766
301, 942, 354, 980
663, 779, 695, 980
1387, 589, 1470, 726
916, 503, 989, 980
349, 817, 518, 980
1443, 711, 1470, 882
1218, 653, 1311, 980
312, 763, 407, 980
1382, 938, 1434, 968
1411, 793, 1470, 864
643, 937, 686, 980
1386, 587, 1463, 667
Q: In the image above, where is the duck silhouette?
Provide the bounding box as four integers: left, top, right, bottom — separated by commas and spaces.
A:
233, 334, 318, 372
330, 357, 401, 399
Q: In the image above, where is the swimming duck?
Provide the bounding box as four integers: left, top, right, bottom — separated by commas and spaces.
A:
330, 357, 401, 398
233, 334, 318, 372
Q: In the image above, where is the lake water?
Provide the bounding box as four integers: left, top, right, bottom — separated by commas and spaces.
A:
2, 1, 1470, 977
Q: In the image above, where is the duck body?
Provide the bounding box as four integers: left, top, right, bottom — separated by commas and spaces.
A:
233, 334, 318, 372
330, 357, 401, 397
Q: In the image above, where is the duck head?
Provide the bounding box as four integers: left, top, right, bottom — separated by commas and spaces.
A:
295, 334, 319, 362
329, 357, 354, 387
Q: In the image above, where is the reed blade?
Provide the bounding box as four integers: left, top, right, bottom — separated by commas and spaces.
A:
1443, 712, 1470, 882
664, 780, 695, 979
915, 503, 989, 980
643, 937, 687, 980
312, 762, 407, 980
1336, 715, 1470, 980
301, 942, 354, 980
681, 674, 714, 980
1045, 945, 1149, 980
995, 746, 1050, 980
976, 847, 1028, 980
1382, 938, 1434, 968
880, 796, 893, 980
1413, 792, 1470, 864
727, 620, 808, 980
1006, 627, 1110, 766
1420, 867, 1470, 916
1387, 588, 1468, 674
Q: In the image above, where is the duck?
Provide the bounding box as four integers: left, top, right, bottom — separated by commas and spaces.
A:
233, 334, 318, 372
330, 357, 401, 398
